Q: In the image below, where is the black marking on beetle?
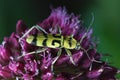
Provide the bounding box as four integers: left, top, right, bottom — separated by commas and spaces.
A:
52, 34, 61, 38
42, 39, 47, 46
43, 33, 48, 38
68, 37, 72, 47
52, 40, 61, 48
31, 34, 37, 45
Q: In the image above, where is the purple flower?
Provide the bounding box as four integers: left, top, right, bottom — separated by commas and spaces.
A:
0, 7, 119, 80
0, 65, 13, 78
39, 7, 80, 36
0, 45, 11, 65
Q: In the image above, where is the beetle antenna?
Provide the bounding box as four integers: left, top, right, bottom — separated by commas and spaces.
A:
87, 13, 94, 35
79, 13, 94, 44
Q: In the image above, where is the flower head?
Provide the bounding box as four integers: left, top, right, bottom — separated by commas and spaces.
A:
0, 7, 119, 80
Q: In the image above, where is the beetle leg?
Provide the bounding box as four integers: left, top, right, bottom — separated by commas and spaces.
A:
70, 34, 74, 38
17, 48, 47, 59
51, 49, 62, 71
65, 49, 76, 65
81, 47, 102, 71
19, 25, 47, 42
58, 26, 62, 34
34, 25, 48, 34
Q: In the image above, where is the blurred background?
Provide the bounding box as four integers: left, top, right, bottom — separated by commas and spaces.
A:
0, 0, 119, 78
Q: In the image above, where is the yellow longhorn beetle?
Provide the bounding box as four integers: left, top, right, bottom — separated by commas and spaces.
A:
18, 13, 101, 71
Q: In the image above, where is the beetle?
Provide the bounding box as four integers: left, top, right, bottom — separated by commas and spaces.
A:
18, 13, 100, 71
18, 25, 79, 69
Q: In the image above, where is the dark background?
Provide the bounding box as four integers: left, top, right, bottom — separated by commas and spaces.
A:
0, 0, 119, 78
